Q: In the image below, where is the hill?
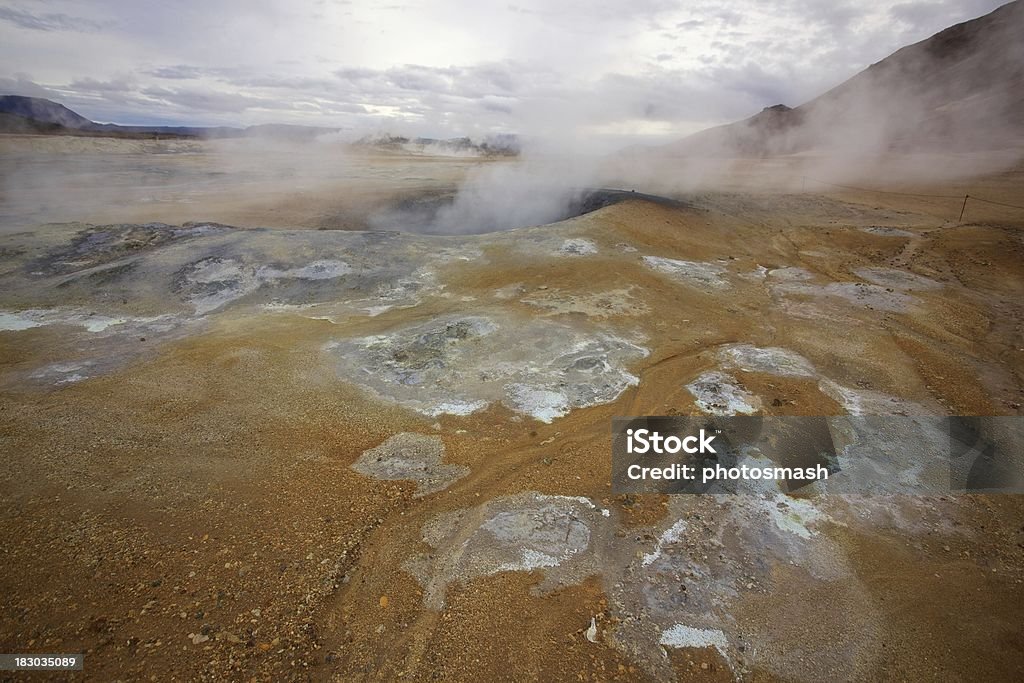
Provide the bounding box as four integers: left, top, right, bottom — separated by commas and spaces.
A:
660, 0, 1024, 157
0, 95, 97, 130
0, 95, 337, 140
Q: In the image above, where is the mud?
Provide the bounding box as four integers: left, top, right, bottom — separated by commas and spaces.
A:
1, 144, 1022, 682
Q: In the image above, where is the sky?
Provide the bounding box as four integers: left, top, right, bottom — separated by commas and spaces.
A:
0, 0, 1011, 142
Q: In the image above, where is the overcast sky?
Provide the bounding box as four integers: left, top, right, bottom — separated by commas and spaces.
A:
0, 0, 1009, 141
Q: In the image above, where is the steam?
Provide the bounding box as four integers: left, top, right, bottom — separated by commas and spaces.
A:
2, 2, 1022, 236
423, 156, 598, 234
377, 0, 1024, 235
605, 0, 1024, 193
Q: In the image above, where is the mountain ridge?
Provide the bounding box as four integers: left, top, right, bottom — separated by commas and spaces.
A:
0, 95, 519, 155
656, 0, 1024, 157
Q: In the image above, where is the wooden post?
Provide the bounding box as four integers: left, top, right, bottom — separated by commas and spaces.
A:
958, 194, 969, 223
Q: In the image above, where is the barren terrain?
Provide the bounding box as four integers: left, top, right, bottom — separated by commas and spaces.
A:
1, 136, 1023, 681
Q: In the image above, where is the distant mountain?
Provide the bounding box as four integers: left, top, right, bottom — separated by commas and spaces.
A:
659, 0, 1024, 156
0, 111, 74, 135
0, 95, 97, 130
0, 95, 242, 138
0, 96, 512, 152
0, 95, 345, 139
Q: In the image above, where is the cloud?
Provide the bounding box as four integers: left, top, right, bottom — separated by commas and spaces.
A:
0, 0, 1012, 142
147, 65, 209, 80
69, 76, 136, 93
0, 6, 109, 32
0, 74, 57, 98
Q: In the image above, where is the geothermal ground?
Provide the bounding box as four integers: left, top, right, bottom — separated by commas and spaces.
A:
1, 136, 1023, 681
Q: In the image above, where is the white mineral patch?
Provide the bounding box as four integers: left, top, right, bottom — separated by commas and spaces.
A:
742, 264, 769, 280
642, 519, 688, 566
643, 256, 728, 289
767, 267, 813, 281
0, 309, 172, 334
30, 361, 93, 385
536, 494, 598, 509
408, 492, 604, 609
687, 371, 760, 415
80, 316, 131, 333
505, 384, 571, 423
351, 432, 468, 496
496, 549, 562, 572
777, 281, 915, 313
735, 451, 787, 494
719, 344, 816, 377
362, 305, 395, 317
828, 417, 951, 493
478, 497, 594, 573
853, 267, 942, 291
189, 258, 247, 284
281, 260, 352, 280
184, 257, 352, 314
559, 238, 598, 256
169, 223, 226, 238
860, 226, 915, 237
262, 302, 319, 312
765, 494, 823, 539
259, 260, 351, 281
0, 311, 44, 331
326, 315, 646, 421
818, 378, 917, 415
365, 268, 437, 308
422, 400, 488, 417
659, 624, 730, 659
191, 284, 258, 315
